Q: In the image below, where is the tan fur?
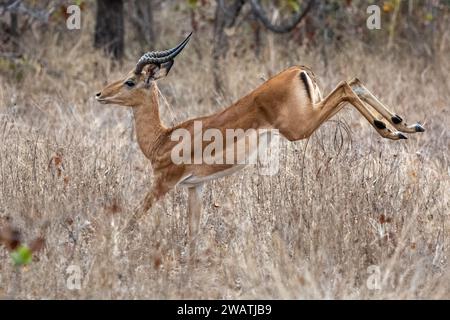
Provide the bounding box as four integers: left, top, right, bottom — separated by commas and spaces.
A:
96, 64, 425, 250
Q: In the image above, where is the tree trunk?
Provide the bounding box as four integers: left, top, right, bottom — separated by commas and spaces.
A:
10, 12, 19, 53
130, 0, 155, 50
94, 0, 124, 59
212, 0, 245, 94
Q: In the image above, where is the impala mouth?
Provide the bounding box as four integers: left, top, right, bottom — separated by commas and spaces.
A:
95, 96, 108, 104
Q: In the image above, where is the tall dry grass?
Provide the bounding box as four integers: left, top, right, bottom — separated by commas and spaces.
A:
0, 7, 449, 299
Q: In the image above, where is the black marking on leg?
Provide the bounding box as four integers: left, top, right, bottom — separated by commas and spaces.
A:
299, 71, 312, 101
414, 123, 425, 132
374, 120, 386, 130
392, 114, 403, 124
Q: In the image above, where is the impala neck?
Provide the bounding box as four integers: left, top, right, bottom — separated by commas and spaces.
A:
132, 84, 167, 161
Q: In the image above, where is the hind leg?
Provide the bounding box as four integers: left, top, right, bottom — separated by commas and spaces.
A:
288, 81, 409, 140
187, 184, 203, 266
348, 78, 425, 133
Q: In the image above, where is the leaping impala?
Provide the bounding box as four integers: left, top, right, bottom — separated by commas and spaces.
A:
96, 33, 425, 247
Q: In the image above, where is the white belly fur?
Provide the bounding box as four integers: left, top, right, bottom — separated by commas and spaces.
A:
178, 164, 247, 187
177, 130, 278, 187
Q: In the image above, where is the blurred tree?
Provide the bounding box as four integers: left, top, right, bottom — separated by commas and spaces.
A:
250, 0, 314, 33
9, 11, 19, 53
0, 0, 54, 56
129, 0, 155, 50
212, 0, 245, 93
94, 0, 124, 59
211, 0, 315, 93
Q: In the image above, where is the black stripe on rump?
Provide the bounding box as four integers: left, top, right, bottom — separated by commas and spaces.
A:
299, 71, 312, 101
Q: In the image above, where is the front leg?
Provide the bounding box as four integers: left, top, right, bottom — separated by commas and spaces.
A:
124, 178, 171, 233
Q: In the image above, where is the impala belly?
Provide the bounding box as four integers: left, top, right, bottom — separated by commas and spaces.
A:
177, 130, 277, 187
177, 164, 247, 187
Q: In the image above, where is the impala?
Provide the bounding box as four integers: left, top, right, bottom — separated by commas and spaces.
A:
96, 33, 425, 249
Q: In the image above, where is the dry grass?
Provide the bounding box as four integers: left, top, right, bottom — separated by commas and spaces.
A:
0, 11, 449, 299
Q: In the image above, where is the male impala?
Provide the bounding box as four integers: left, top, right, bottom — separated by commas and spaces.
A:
96, 33, 424, 246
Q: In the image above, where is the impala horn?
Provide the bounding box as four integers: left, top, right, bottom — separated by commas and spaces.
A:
134, 32, 192, 75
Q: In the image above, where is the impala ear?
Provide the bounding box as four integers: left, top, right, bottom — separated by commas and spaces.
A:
142, 64, 159, 82
159, 60, 174, 78
142, 60, 174, 83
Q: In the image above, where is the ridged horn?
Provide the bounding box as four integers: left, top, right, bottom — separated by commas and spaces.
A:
135, 32, 192, 74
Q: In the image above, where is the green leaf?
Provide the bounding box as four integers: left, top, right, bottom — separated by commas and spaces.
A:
11, 245, 33, 266
187, 0, 198, 9
286, 0, 300, 13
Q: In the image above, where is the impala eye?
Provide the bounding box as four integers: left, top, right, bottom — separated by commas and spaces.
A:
124, 80, 135, 87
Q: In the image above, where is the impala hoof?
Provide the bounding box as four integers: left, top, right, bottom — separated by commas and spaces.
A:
374, 120, 386, 130
396, 132, 408, 140
415, 123, 425, 132
391, 114, 403, 124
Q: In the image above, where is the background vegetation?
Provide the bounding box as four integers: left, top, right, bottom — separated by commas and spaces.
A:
0, 0, 448, 299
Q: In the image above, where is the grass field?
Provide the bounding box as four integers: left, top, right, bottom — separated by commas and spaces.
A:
0, 22, 449, 299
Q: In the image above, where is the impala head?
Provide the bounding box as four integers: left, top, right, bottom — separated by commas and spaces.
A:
95, 32, 192, 107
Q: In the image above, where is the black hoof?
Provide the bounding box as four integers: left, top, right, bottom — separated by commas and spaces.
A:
397, 132, 408, 139
415, 123, 425, 132
391, 114, 403, 124
374, 120, 386, 130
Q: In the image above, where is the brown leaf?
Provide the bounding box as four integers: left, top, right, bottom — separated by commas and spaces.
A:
48, 153, 64, 178
53, 156, 62, 166
379, 214, 392, 224
104, 199, 122, 214
0, 226, 22, 251
153, 255, 162, 269
29, 237, 45, 253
